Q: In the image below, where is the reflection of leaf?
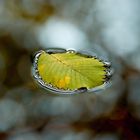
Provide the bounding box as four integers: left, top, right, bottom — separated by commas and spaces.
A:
37, 51, 106, 90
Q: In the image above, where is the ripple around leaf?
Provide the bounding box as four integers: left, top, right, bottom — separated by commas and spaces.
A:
33, 50, 110, 94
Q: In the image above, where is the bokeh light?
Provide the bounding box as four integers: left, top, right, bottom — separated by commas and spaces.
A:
0, 0, 140, 140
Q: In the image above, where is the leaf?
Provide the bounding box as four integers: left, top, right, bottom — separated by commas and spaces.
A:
35, 51, 106, 91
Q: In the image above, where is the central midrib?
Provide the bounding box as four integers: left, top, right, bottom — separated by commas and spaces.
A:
51, 54, 96, 84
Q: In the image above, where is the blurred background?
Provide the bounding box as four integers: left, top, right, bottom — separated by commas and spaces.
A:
0, 0, 140, 140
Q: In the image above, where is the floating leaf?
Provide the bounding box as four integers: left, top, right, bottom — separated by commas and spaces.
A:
33, 50, 109, 93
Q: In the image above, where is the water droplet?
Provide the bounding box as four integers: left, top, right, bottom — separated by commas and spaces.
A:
104, 61, 111, 68
67, 49, 76, 53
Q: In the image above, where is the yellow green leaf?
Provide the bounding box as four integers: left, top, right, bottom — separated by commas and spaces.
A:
35, 50, 106, 91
